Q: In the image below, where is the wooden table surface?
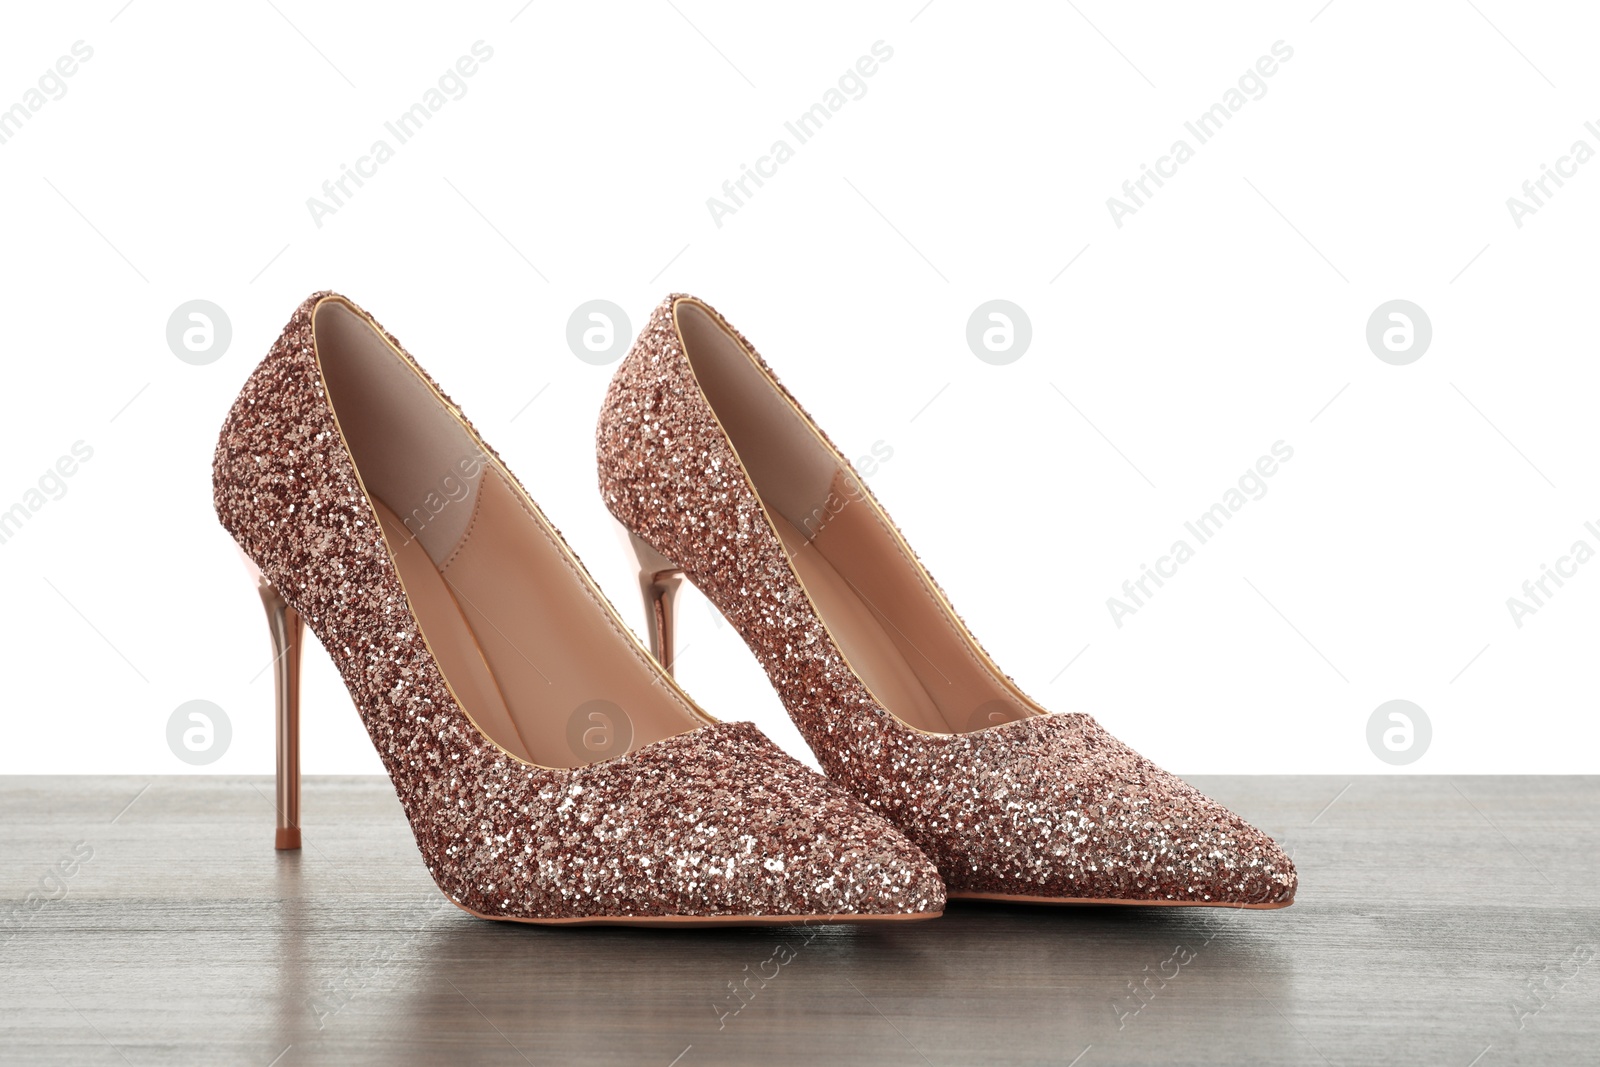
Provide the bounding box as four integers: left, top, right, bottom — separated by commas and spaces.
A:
1, 775, 1595, 1066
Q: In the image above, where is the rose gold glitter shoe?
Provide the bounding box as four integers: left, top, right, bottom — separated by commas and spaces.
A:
212, 292, 945, 925
596, 295, 1297, 909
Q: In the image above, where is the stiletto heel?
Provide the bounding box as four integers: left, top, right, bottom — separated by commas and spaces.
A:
616, 521, 684, 673
240, 550, 303, 850
260, 575, 304, 851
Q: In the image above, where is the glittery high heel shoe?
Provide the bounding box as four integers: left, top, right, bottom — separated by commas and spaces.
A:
213, 292, 944, 925
596, 295, 1297, 908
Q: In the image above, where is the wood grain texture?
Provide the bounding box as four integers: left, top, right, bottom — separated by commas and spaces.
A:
1, 775, 1596, 1066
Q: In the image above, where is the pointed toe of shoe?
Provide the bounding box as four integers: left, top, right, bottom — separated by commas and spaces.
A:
1207, 817, 1297, 907
712, 728, 945, 919
792, 832, 946, 919
495, 721, 943, 922
897, 714, 1295, 907
1139, 796, 1297, 908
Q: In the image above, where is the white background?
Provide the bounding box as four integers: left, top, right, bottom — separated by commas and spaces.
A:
1, 1, 1594, 775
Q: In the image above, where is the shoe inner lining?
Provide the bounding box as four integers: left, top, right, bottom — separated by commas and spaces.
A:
672, 298, 1037, 736
312, 297, 706, 768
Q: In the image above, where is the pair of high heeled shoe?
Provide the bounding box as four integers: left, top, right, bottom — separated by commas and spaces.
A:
214, 292, 1296, 925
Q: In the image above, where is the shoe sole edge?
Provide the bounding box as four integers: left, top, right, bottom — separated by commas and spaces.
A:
448, 899, 947, 927
947, 891, 1293, 910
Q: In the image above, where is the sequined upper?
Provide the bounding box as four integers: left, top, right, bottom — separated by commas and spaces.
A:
212, 293, 945, 921
596, 295, 1297, 906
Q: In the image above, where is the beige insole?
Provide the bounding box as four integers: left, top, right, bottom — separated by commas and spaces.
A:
671, 298, 1033, 737
772, 513, 948, 730
772, 505, 1030, 736
370, 469, 704, 768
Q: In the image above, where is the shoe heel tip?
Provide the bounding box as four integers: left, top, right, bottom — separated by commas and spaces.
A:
275, 828, 302, 850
